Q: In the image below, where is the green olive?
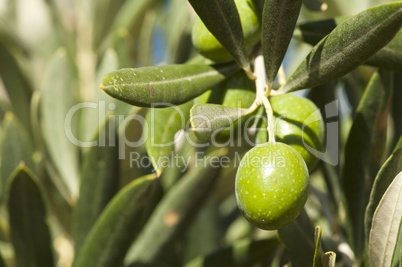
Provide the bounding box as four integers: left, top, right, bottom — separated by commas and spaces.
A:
191, 0, 261, 62
235, 142, 309, 230
270, 94, 325, 172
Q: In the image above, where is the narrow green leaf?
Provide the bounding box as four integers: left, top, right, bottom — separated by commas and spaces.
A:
188, 0, 250, 70
109, 0, 160, 34
365, 140, 402, 248
0, 31, 32, 130
262, 0, 302, 88
7, 165, 54, 267
97, 0, 160, 54
184, 200, 221, 262
145, 101, 193, 176
100, 63, 238, 107
165, 0, 192, 63
80, 48, 134, 143
295, 19, 402, 72
184, 238, 279, 267
92, 0, 125, 49
41, 48, 79, 201
190, 104, 247, 142
0, 113, 35, 202
313, 226, 325, 267
281, 2, 402, 92
73, 118, 121, 254
73, 174, 158, 267
125, 150, 225, 265
342, 71, 392, 258
369, 171, 402, 267
278, 209, 316, 266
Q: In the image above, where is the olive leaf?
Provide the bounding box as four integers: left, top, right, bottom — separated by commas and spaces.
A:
79, 48, 134, 143
365, 138, 402, 248
145, 100, 193, 176
190, 104, 248, 142
183, 238, 279, 267
41, 48, 80, 201
73, 118, 121, 254
262, 0, 302, 88
0, 113, 36, 202
0, 30, 32, 130
100, 63, 238, 107
281, 2, 402, 92
313, 226, 325, 267
99, 0, 160, 52
125, 149, 225, 265
368, 171, 402, 267
188, 0, 250, 70
294, 19, 402, 72
278, 209, 316, 266
342, 71, 392, 258
7, 165, 54, 267
92, 0, 125, 49
73, 174, 158, 267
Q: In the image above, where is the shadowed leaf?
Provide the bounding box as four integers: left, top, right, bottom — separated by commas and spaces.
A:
8, 165, 54, 267
342, 71, 392, 259
262, 0, 302, 88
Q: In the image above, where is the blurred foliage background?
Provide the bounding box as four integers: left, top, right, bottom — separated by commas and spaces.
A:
0, 0, 400, 266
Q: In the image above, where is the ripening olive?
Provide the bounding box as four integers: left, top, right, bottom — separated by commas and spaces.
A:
235, 142, 309, 230
191, 0, 260, 62
270, 94, 325, 172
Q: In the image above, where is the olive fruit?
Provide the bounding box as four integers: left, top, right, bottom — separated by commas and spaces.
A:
270, 94, 325, 172
191, 0, 260, 62
235, 142, 309, 230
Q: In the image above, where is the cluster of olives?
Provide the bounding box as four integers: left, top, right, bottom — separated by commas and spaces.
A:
191, 0, 325, 229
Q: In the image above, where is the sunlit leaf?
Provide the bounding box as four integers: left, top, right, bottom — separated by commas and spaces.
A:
100, 63, 238, 107
281, 2, 402, 92
369, 171, 402, 267
41, 48, 79, 201
365, 138, 402, 247
190, 104, 247, 142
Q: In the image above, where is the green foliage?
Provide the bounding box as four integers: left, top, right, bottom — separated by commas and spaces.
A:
0, 0, 401, 266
